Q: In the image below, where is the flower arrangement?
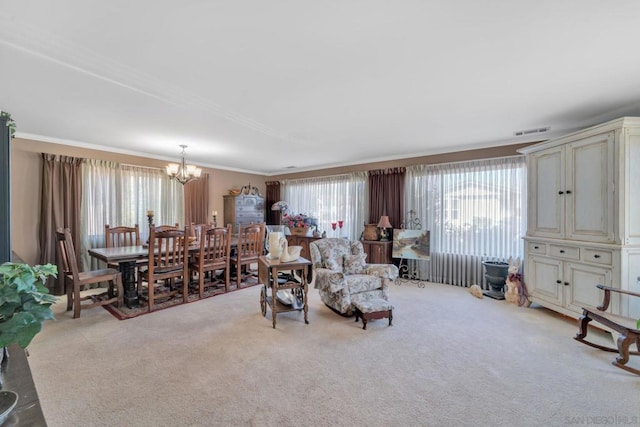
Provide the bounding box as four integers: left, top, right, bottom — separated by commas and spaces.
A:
283, 213, 314, 229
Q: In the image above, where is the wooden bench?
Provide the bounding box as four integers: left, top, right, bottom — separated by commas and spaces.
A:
574, 284, 640, 376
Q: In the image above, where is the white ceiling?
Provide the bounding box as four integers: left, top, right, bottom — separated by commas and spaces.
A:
2, 1, 640, 175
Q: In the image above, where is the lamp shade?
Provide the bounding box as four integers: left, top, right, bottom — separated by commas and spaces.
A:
271, 201, 289, 211
377, 215, 392, 229
166, 145, 201, 185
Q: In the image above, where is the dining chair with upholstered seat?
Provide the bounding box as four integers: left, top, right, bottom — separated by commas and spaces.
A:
231, 223, 265, 289
190, 224, 232, 296
56, 228, 124, 319
137, 226, 190, 312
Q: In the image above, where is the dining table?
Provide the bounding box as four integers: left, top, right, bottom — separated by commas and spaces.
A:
88, 237, 239, 308
88, 245, 149, 308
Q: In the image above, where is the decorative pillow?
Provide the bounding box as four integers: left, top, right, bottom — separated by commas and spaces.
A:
324, 258, 343, 272
343, 254, 366, 274
350, 241, 366, 257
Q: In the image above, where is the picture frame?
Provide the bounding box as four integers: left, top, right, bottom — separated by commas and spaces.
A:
392, 229, 430, 260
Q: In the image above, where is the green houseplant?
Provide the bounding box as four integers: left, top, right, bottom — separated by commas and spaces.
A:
0, 111, 16, 139
0, 263, 57, 348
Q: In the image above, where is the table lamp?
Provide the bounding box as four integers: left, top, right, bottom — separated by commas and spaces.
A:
377, 215, 392, 241
271, 201, 289, 225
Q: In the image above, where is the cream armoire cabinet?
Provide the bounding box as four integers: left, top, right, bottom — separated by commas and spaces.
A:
519, 117, 640, 320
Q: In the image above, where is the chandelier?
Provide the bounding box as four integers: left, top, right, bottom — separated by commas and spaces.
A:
165, 145, 202, 185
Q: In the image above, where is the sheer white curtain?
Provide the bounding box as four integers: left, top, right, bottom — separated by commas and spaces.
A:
80, 162, 184, 269
405, 156, 526, 287
80, 159, 120, 270
120, 165, 184, 243
282, 172, 368, 240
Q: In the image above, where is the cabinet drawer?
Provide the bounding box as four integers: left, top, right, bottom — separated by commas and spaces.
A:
582, 248, 613, 265
236, 206, 261, 212
237, 212, 263, 220
528, 242, 547, 255
549, 245, 580, 260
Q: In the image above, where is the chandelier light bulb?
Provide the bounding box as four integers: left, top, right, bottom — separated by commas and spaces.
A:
166, 145, 202, 185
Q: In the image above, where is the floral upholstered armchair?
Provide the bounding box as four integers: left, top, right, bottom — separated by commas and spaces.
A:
309, 238, 399, 316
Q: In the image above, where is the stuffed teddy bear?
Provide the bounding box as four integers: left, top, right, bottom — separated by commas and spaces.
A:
505, 257, 529, 306
469, 284, 483, 299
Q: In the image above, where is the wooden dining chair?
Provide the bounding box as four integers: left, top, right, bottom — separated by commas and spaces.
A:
189, 223, 207, 237
190, 224, 232, 296
137, 226, 190, 312
231, 223, 265, 289
104, 224, 142, 269
154, 223, 180, 231
105, 224, 141, 248
56, 228, 123, 319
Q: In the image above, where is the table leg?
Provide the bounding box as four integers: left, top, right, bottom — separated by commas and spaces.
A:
303, 270, 309, 324
119, 260, 140, 308
271, 268, 277, 328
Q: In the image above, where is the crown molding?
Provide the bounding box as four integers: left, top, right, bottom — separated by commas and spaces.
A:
15, 132, 265, 176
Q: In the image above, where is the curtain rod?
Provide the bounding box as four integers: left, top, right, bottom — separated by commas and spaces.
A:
407, 154, 524, 169
120, 163, 164, 171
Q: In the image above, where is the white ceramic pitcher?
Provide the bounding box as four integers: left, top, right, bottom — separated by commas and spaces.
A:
266, 231, 284, 259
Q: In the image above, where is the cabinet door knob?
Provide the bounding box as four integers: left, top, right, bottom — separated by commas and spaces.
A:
558, 191, 564, 195
534, 245, 539, 249
566, 190, 572, 194
559, 250, 565, 253
564, 282, 570, 286
556, 280, 562, 284
594, 254, 601, 259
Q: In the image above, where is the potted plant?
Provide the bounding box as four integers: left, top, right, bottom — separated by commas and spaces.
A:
0, 262, 57, 420
0, 262, 57, 351
0, 111, 16, 139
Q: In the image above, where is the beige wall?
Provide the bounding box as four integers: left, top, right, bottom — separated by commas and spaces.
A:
11, 138, 537, 265
10, 138, 266, 264
269, 142, 536, 180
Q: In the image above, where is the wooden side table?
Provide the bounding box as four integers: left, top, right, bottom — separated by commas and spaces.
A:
285, 235, 320, 261
361, 240, 393, 264
258, 256, 312, 328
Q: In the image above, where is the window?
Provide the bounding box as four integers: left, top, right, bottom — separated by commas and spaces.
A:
282, 172, 367, 240
405, 156, 526, 286
80, 161, 184, 269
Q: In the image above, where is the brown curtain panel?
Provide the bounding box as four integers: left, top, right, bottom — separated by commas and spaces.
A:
265, 181, 281, 225
38, 154, 83, 295
368, 167, 405, 230
184, 173, 209, 225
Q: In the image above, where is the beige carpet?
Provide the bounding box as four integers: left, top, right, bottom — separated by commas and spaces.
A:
27, 281, 638, 427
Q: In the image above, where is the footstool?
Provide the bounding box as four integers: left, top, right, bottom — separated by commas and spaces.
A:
352, 298, 393, 330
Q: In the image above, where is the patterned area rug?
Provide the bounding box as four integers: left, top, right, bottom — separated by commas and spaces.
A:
93, 276, 261, 320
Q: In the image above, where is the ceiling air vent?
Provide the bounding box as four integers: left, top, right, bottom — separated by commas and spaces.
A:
514, 127, 550, 137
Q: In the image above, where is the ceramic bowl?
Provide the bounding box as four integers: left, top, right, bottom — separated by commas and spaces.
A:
276, 290, 293, 305
0, 390, 18, 424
